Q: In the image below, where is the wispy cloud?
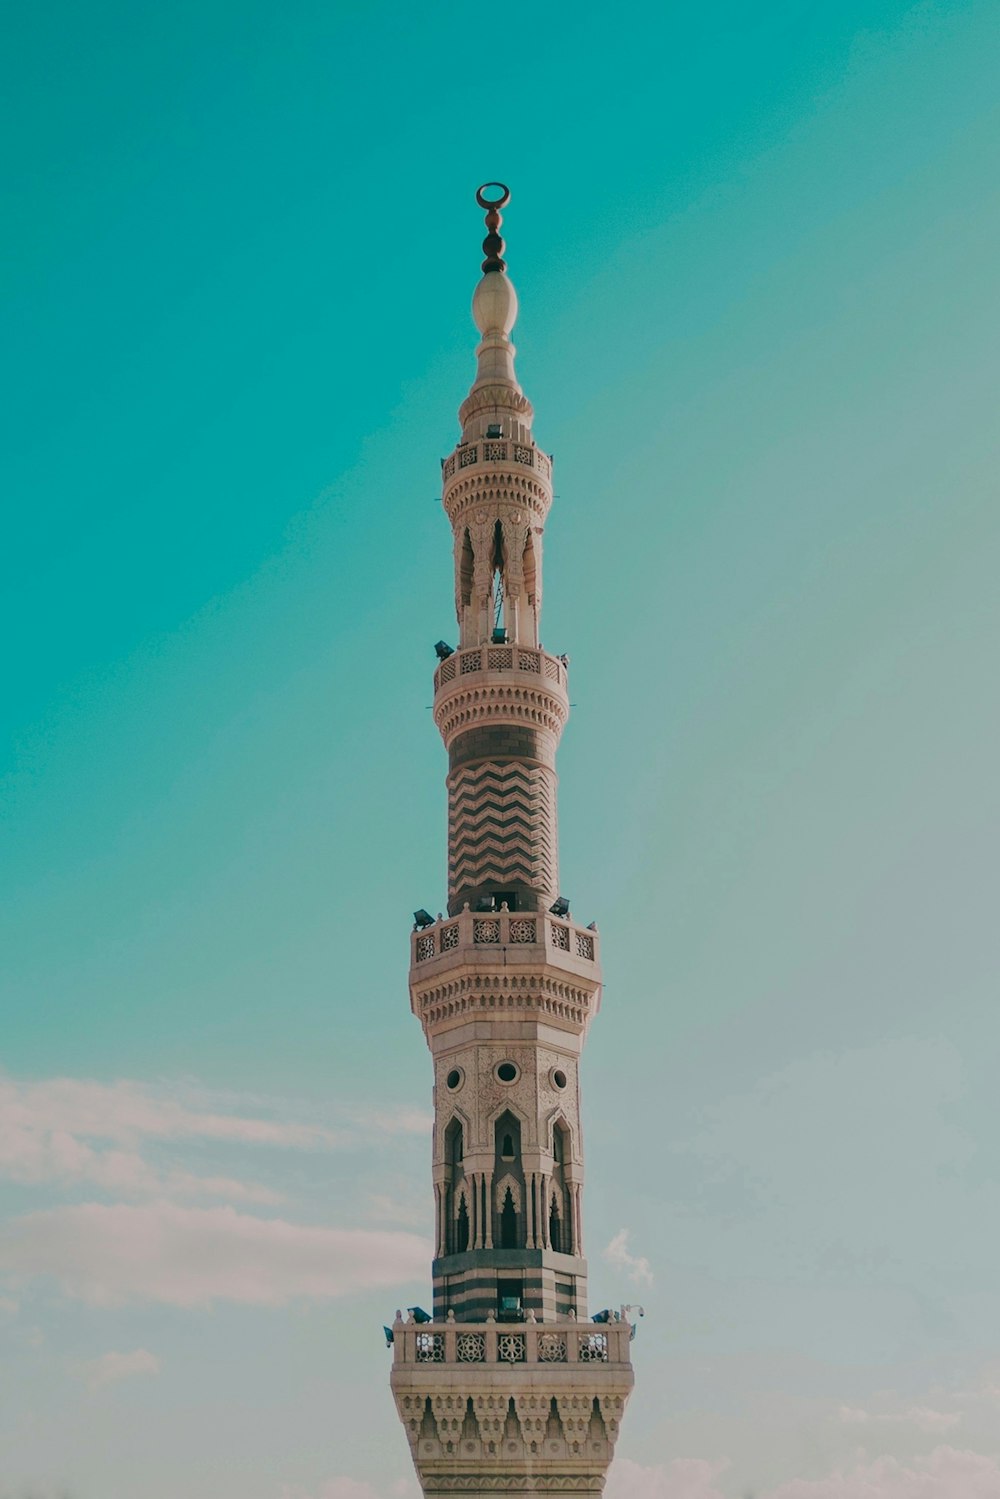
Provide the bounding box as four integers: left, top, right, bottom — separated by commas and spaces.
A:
81, 1347, 160, 1391
0, 1200, 429, 1307
839, 1402, 961, 1432
606, 1456, 730, 1499
279, 1481, 417, 1499
608, 1448, 1000, 1499
767, 1445, 1000, 1497
603, 1228, 653, 1287
0, 1074, 431, 1207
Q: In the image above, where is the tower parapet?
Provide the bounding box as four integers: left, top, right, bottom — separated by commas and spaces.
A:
392, 184, 633, 1496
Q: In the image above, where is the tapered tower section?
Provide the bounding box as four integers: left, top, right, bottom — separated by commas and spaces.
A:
391, 185, 634, 1497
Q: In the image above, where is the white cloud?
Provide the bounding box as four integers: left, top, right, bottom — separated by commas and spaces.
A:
603, 1228, 654, 1287
0, 1074, 431, 1207
767, 1445, 1000, 1497
0, 1200, 429, 1307
609, 1449, 1000, 1499
607, 1457, 730, 1499
82, 1347, 160, 1390
279, 1482, 418, 1499
839, 1403, 962, 1432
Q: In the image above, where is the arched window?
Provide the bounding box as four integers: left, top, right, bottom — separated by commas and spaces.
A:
445, 1117, 464, 1166
494, 1110, 521, 1163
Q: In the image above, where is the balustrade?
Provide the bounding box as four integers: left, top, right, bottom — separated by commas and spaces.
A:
394, 1317, 627, 1369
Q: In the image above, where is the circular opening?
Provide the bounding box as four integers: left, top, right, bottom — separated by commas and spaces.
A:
496, 1061, 518, 1084
552, 1069, 568, 1090
476, 181, 511, 209
446, 1068, 463, 1091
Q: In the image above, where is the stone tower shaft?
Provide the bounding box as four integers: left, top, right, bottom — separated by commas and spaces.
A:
392, 184, 632, 1498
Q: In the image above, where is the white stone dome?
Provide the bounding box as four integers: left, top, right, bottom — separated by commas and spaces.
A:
472, 271, 518, 337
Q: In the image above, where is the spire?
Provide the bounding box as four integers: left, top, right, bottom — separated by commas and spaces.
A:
462, 183, 533, 439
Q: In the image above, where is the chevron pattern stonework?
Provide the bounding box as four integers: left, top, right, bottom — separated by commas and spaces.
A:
447, 759, 558, 908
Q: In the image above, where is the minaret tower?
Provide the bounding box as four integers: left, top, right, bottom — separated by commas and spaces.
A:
391, 185, 634, 1496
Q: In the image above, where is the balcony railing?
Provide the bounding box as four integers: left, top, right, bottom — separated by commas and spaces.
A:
434, 644, 567, 695
411, 908, 598, 968
391, 1315, 631, 1370
441, 444, 552, 483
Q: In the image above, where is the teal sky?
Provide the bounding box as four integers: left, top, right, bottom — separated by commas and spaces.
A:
2, 2, 1000, 1496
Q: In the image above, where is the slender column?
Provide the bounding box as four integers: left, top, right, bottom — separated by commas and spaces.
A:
540, 1173, 550, 1249
483, 1169, 494, 1248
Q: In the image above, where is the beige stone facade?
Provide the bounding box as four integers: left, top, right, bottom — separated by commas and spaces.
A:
391, 185, 633, 1496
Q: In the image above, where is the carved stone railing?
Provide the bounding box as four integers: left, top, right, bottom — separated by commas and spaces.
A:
411, 908, 599, 970
442, 444, 553, 483
391, 1316, 631, 1370
434, 644, 567, 695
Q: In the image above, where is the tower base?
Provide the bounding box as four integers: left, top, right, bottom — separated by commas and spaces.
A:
391, 1317, 634, 1496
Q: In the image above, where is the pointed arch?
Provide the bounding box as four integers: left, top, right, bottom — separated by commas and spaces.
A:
454, 1187, 470, 1253
458, 527, 475, 608
493, 1172, 522, 1214
440, 1106, 472, 1161
543, 1108, 575, 1160
499, 1185, 519, 1249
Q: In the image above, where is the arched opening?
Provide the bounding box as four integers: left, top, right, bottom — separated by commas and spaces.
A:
491, 519, 507, 638
446, 1117, 464, 1166
458, 529, 474, 608
550, 1118, 573, 1254
493, 1111, 524, 1248
444, 1116, 466, 1255
455, 1193, 470, 1253
549, 1194, 563, 1253
500, 1187, 518, 1249
494, 1110, 521, 1163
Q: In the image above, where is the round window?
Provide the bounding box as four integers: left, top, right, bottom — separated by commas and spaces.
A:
551, 1068, 568, 1090
495, 1061, 519, 1084
446, 1067, 464, 1091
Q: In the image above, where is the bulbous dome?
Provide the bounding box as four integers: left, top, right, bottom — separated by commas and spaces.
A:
472, 271, 518, 338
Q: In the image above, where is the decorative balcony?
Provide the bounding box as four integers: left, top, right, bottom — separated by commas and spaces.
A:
390, 1314, 632, 1370
433, 643, 567, 696
411, 908, 598, 971
441, 443, 553, 483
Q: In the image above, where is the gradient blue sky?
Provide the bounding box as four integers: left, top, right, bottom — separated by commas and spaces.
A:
2, 2, 1000, 1496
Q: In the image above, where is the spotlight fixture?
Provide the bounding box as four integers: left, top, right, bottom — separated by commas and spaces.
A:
549, 896, 570, 917
475, 896, 496, 912
413, 909, 434, 929
491, 627, 508, 644
591, 1309, 611, 1324
434, 640, 455, 660
383, 1325, 395, 1347
586, 921, 598, 932
408, 1306, 432, 1324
